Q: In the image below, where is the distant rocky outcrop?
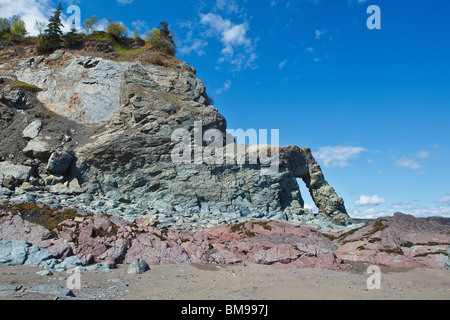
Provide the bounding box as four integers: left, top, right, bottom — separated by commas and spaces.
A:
336, 212, 450, 269
0, 49, 353, 228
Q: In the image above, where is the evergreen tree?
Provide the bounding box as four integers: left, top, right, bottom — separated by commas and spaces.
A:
37, 3, 64, 53
146, 21, 176, 56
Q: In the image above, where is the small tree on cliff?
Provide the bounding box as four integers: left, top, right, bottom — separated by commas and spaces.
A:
146, 21, 176, 56
36, 3, 64, 53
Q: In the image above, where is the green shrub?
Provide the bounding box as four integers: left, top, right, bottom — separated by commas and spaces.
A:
10, 16, 27, 41
63, 28, 83, 48
83, 15, 98, 35
107, 22, 127, 39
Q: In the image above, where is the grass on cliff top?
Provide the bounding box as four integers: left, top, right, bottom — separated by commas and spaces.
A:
86, 31, 175, 65
2, 78, 40, 90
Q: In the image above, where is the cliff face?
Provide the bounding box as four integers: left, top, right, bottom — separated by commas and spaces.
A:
0, 49, 353, 228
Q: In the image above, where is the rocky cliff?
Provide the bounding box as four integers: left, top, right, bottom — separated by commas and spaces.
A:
0, 48, 353, 230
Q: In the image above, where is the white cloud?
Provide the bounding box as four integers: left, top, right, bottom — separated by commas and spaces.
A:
355, 195, 386, 207
278, 59, 287, 70
131, 19, 148, 32
351, 199, 450, 219
117, 0, 134, 4
436, 192, 450, 205
0, 0, 53, 36
315, 28, 327, 39
415, 150, 430, 159
304, 203, 319, 212
351, 208, 388, 219
215, 80, 231, 94
305, 47, 314, 53
348, 0, 367, 5
395, 157, 422, 170
199, 12, 256, 71
314, 145, 367, 168
179, 38, 208, 56
395, 149, 431, 174
215, 0, 240, 15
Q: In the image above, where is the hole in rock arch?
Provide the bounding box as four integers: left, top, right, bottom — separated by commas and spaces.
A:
296, 178, 318, 214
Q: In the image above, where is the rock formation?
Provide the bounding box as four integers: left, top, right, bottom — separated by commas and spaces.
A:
336, 212, 450, 269
0, 50, 352, 227
0, 47, 448, 272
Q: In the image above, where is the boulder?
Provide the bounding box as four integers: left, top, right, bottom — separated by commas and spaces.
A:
22, 120, 42, 140
24, 245, 55, 268
28, 285, 75, 298
0, 161, 32, 185
0, 240, 28, 266
54, 256, 83, 272
127, 258, 150, 274
46, 150, 74, 175
23, 137, 53, 158
0, 212, 53, 242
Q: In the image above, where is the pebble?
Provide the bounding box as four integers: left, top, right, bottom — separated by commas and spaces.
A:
36, 270, 53, 276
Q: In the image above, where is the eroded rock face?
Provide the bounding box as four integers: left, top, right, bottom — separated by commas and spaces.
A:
336, 213, 450, 269
8, 51, 351, 226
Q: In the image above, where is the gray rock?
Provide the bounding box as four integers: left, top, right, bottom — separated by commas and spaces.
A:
0, 187, 12, 196
23, 137, 53, 158
0, 88, 29, 109
0, 161, 32, 184
24, 245, 54, 268
54, 256, 83, 272
46, 151, 74, 175
48, 50, 65, 61
22, 120, 42, 140
36, 269, 53, 276
12, 53, 352, 228
43, 174, 65, 186
9, 193, 36, 203
127, 259, 150, 274
83, 264, 112, 273
0, 285, 24, 298
29, 284, 75, 297
0, 240, 28, 266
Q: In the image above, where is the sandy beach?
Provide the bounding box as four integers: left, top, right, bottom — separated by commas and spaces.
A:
1, 262, 449, 300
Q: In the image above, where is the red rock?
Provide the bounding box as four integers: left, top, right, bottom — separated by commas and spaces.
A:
336, 213, 450, 269
0, 212, 53, 242
36, 238, 74, 260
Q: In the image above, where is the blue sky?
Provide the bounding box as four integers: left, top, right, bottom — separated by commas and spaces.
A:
1, 0, 449, 218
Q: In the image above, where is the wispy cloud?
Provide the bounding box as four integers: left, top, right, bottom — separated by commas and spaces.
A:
179, 38, 208, 56
348, 0, 367, 6
131, 19, 148, 32
395, 150, 431, 174
117, 0, 134, 5
315, 28, 327, 39
314, 145, 367, 168
436, 192, 450, 205
278, 59, 288, 70
215, 80, 231, 94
